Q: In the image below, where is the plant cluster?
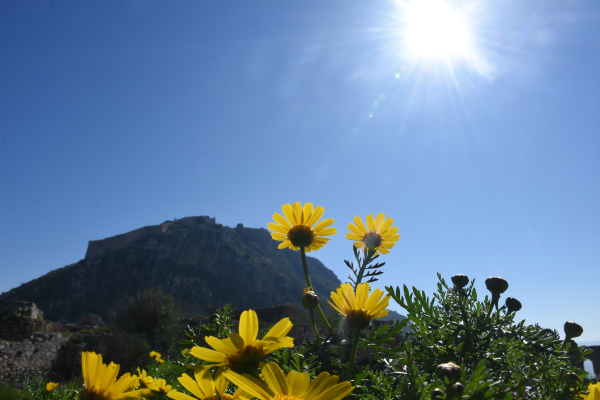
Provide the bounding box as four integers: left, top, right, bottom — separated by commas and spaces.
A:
21, 202, 598, 400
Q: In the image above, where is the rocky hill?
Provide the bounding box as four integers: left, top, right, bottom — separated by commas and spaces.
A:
1, 216, 344, 323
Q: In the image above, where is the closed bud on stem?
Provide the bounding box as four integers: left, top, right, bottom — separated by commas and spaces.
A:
431, 389, 444, 399
451, 274, 469, 289
436, 362, 462, 383
485, 277, 509, 295
564, 321, 583, 340
505, 297, 522, 313
302, 288, 319, 310
452, 382, 464, 395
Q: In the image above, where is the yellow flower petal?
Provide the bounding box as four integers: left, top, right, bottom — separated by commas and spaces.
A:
306, 206, 324, 227
353, 216, 367, 233
261, 362, 289, 395
267, 222, 289, 234
223, 370, 275, 400
312, 381, 354, 400
373, 213, 385, 231
312, 218, 335, 232
262, 318, 293, 341
282, 204, 296, 226
315, 227, 336, 237
194, 368, 215, 399
272, 213, 292, 230
292, 202, 303, 225
167, 392, 197, 400
213, 367, 229, 396
366, 214, 374, 231
303, 203, 314, 224
288, 370, 310, 397
190, 346, 227, 363
355, 283, 369, 309
379, 217, 394, 234
179, 373, 207, 399
239, 310, 259, 345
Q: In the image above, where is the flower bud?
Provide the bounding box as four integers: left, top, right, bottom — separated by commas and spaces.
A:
431, 388, 443, 399
452, 382, 464, 394
505, 297, 522, 313
564, 321, 583, 339
302, 289, 319, 310
451, 274, 469, 289
436, 362, 462, 383
485, 277, 509, 295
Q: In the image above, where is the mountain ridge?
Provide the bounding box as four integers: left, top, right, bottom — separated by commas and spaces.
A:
1, 216, 406, 324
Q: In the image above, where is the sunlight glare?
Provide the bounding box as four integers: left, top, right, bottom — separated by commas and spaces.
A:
404, 0, 472, 60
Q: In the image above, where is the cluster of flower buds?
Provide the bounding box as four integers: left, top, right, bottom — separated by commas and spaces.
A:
433, 363, 465, 398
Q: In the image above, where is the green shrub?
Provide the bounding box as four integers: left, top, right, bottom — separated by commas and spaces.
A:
101, 332, 152, 374
111, 288, 178, 335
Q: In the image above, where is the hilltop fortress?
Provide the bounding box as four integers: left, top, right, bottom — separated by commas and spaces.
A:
84, 216, 216, 259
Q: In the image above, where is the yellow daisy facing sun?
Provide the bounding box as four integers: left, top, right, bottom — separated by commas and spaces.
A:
190, 310, 293, 374
346, 213, 400, 254
224, 362, 354, 400
329, 283, 391, 330
269, 202, 336, 252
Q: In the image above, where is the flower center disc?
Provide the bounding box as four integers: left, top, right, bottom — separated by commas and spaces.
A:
287, 225, 315, 247
363, 232, 382, 249
346, 309, 371, 330
226, 345, 265, 374
274, 395, 303, 400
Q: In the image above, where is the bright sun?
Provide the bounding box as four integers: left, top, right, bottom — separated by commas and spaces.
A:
403, 0, 473, 60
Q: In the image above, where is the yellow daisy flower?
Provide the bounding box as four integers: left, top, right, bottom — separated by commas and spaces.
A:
581, 382, 600, 400
45, 382, 59, 392
81, 351, 152, 400
346, 213, 400, 254
328, 283, 391, 330
135, 368, 159, 391
190, 310, 293, 374
156, 378, 177, 395
167, 366, 249, 400
268, 202, 336, 252
224, 362, 354, 400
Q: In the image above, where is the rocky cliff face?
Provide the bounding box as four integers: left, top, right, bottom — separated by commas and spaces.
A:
0, 216, 341, 323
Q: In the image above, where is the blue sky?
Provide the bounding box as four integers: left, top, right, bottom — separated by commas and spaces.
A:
1, 0, 599, 342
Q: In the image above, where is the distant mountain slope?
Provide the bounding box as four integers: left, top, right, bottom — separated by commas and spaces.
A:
0, 216, 343, 323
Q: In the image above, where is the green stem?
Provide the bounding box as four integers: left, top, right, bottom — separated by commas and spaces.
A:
483, 295, 496, 325
309, 309, 322, 344
347, 328, 361, 378
300, 247, 334, 335
355, 248, 375, 287
458, 290, 471, 348
300, 247, 314, 288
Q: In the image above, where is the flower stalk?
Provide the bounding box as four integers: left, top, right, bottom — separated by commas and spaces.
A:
347, 328, 361, 378
300, 247, 334, 335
